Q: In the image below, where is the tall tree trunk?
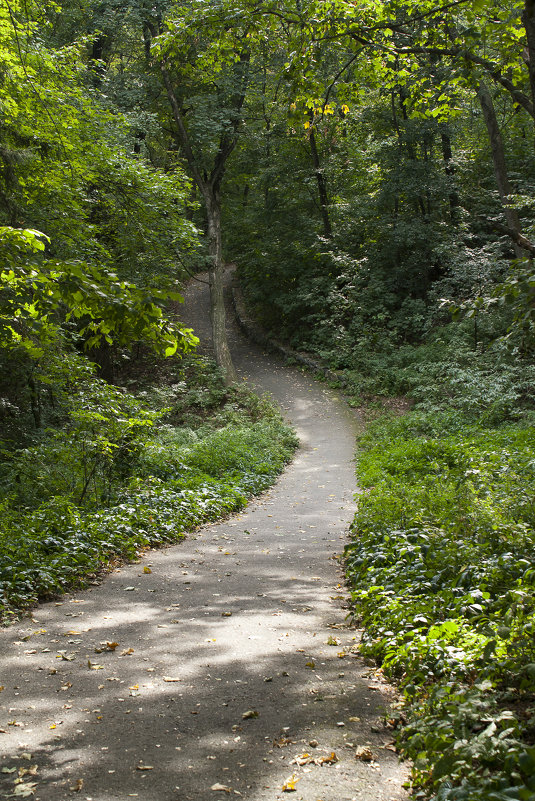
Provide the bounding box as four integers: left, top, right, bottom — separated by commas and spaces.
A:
522, 0, 535, 116
204, 188, 237, 384
309, 124, 332, 237
159, 62, 240, 383
440, 128, 460, 223
478, 80, 526, 259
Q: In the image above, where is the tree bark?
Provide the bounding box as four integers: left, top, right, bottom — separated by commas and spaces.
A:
309, 125, 332, 237
522, 0, 535, 117
440, 128, 460, 222
159, 61, 243, 384
204, 189, 237, 383
477, 80, 526, 259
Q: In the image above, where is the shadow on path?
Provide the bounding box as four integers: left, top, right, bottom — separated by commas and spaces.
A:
0, 271, 408, 801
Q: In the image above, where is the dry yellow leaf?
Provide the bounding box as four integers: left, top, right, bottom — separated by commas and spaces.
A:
121, 648, 134, 656
210, 784, 231, 793
316, 752, 338, 765
143, 567, 152, 574
282, 775, 299, 792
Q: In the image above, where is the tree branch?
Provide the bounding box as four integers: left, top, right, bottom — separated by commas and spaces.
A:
159, 61, 206, 191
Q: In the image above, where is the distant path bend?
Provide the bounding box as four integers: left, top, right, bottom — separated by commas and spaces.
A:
0, 270, 408, 801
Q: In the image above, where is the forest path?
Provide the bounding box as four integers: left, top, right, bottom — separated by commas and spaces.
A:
0, 270, 408, 801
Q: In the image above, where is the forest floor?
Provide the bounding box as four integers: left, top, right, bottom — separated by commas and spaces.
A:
0, 268, 408, 801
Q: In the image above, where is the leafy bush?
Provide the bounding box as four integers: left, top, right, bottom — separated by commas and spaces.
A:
345, 412, 535, 800
0, 355, 297, 618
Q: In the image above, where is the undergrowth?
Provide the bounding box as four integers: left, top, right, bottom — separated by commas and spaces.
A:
345, 343, 535, 800
0, 354, 297, 620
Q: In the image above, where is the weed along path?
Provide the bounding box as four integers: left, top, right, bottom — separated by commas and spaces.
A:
0, 272, 408, 801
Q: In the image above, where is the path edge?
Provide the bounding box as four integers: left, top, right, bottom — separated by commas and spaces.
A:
229, 269, 351, 389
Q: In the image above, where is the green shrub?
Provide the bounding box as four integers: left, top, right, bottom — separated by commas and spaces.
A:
345, 411, 535, 800
0, 356, 297, 618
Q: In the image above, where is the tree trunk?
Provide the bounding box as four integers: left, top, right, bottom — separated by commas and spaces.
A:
159, 61, 241, 384
477, 80, 526, 259
309, 127, 332, 238
522, 0, 535, 117
440, 128, 460, 223
204, 188, 237, 385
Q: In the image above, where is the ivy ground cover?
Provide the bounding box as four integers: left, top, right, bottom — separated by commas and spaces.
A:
345, 412, 535, 801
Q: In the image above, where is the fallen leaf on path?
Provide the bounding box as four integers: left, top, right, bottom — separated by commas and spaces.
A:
0, 686, 3, 692
18, 765, 38, 777
291, 751, 338, 766
143, 567, 152, 574
355, 746, 374, 761
1, 767, 17, 774
121, 648, 134, 656
58, 653, 75, 661
305, 661, 315, 669
281, 775, 299, 792
12, 781, 37, 797
163, 676, 181, 682
210, 783, 232, 793
291, 753, 313, 766
136, 765, 153, 771
242, 709, 258, 719
221, 611, 232, 617
124, 587, 136, 592
69, 779, 84, 792
316, 752, 338, 765
87, 661, 103, 670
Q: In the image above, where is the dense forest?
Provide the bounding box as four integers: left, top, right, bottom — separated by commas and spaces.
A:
1, 1, 535, 799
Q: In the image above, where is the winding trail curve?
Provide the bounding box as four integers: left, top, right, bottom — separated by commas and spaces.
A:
0, 271, 408, 801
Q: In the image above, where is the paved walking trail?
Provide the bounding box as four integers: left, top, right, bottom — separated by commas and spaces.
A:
0, 272, 408, 801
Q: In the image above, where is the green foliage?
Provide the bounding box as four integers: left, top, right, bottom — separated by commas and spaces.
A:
345, 404, 535, 800
0, 355, 297, 617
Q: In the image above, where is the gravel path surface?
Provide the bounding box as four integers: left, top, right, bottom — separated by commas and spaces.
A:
0, 271, 408, 801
